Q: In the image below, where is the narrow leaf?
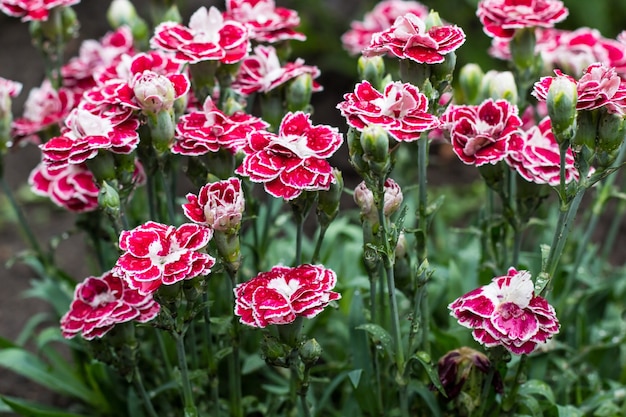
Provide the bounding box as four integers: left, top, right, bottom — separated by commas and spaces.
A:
411, 351, 446, 396
355, 323, 394, 359
519, 379, 555, 404
347, 369, 363, 389
0, 396, 89, 417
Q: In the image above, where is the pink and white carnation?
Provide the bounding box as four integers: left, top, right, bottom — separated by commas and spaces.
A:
114, 221, 215, 295
173, 97, 269, 155
476, 0, 568, 40
223, 0, 305, 43
342, 0, 429, 55
0, 76, 22, 111
40, 108, 140, 171
363, 12, 466, 64
440, 99, 522, 166
234, 264, 341, 328
183, 177, 245, 232
29, 161, 99, 213
448, 267, 559, 355
61, 26, 135, 95
337, 80, 439, 142
506, 117, 579, 186
236, 112, 343, 200
0, 0, 79, 21
150, 6, 250, 64
231, 45, 322, 96
60, 270, 160, 340
12, 80, 75, 143
532, 63, 626, 115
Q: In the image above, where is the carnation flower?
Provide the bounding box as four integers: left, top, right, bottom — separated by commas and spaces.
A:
0, 76, 22, 113
363, 12, 466, 64
60, 270, 160, 340
223, 0, 305, 43
235, 112, 343, 200
150, 6, 250, 64
0, 0, 79, 21
231, 45, 322, 96
476, 0, 568, 40
532, 63, 626, 116
440, 99, 523, 166
448, 267, 560, 355
337, 80, 439, 142
341, 0, 429, 55
29, 162, 99, 213
183, 177, 245, 232
234, 264, 341, 328
114, 222, 215, 295
506, 117, 579, 186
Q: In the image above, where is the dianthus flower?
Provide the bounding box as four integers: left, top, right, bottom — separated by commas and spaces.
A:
476, 0, 568, 40
182, 177, 245, 232
0, 0, 79, 21
231, 45, 322, 96
363, 12, 465, 64
506, 117, 579, 186
223, 0, 305, 43
150, 6, 250, 64
235, 112, 343, 200
342, 0, 429, 55
0, 76, 22, 111
29, 162, 99, 213
173, 97, 269, 155
60, 270, 160, 340
114, 222, 215, 295
448, 267, 559, 355
440, 99, 522, 166
533, 63, 626, 116
337, 80, 439, 141
234, 264, 341, 328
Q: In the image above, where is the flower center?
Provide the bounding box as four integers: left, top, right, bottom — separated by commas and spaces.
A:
496, 302, 525, 321
267, 277, 300, 299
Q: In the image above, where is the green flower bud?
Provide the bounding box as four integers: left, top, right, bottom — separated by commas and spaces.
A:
317, 169, 343, 227
98, 180, 120, 215
88, 151, 117, 182
571, 110, 597, 154
358, 56, 386, 90
107, 0, 149, 42
347, 128, 368, 176
424, 10, 443, 30
360, 125, 390, 176
261, 335, 291, 368
431, 52, 457, 93
459, 63, 484, 105
147, 109, 176, 154
214, 231, 241, 274
299, 338, 322, 366
509, 27, 536, 71
597, 110, 626, 153
161, 5, 182, 24
547, 77, 578, 144
286, 73, 313, 113
483, 71, 518, 105
183, 277, 204, 303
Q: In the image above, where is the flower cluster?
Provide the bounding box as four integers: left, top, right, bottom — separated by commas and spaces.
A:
223, 0, 305, 43
0, 0, 79, 21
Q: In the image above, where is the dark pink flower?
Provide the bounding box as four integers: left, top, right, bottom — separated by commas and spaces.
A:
60, 270, 160, 340
506, 117, 579, 186
449, 267, 559, 355
29, 162, 99, 213
476, 0, 568, 40
173, 97, 269, 155
363, 12, 465, 64
183, 177, 245, 232
338, 80, 439, 141
224, 0, 305, 43
234, 264, 340, 328
0, 0, 79, 21
150, 6, 250, 64
114, 222, 215, 295
533, 63, 626, 115
342, 0, 429, 55
61, 26, 135, 95
12, 80, 76, 143
441, 99, 522, 166
232, 45, 322, 96
235, 112, 343, 200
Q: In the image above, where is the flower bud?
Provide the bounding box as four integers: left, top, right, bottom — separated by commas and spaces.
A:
360, 125, 390, 176
509, 27, 536, 71
98, 180, 120, 215
133, 72, 178, 113
358, 56, 386, 90
214, 232, 242, 274
0, 79, 21, 153
286, 73, 313, 113
597, 110, 626, 153
107, 0, 149, 42
438, 347, 502, 401
183, 276, 204, 303
347, 128, 368, 176
423, 10, 443, 30
459, 64, 484, 105
299, 338, 322, 366
547, 77, 578, 144
147, 109, 176, 154
570, 110, 597, 154
354, 181, 376, 223
431, 52, 457, 92
261, 335, 290, 368
160, 4, 182, 24
483, 71, 518, 105
382, 178, 403, 217
317, 169, 343, 227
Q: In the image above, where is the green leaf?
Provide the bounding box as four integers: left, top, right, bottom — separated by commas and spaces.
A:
518, 394, 542, 417
0, 396, 89, 417
347, 369, 363, 389
519, 379, 555, 404
355, 323, 394, 359
16, 312, 51, 347
410, 351, 446, 396
556, 405, 584, 417
409, 381, 443, 417
241, 354, 266, 375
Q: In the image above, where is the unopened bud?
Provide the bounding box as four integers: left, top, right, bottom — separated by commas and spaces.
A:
358, 56, 386, 90
133, 72, 178, 113
509, 27, 536, 70
382, 178, 403, 217
261, 335, 290, 368
423, 10, 443, 30
431, 52, 457, 92
183, 276, 204, 303
547, 77, 578, 144
597, 110, 626, 153
98, 181, 120, 215
147, 109, 176, 154
161, 5, 182, 24
347, 128, 368, 175
107, 0, 148, 42
299, 338, 322, 366
459, 63, 484, 105
286, 73, 313, 113
317, 169, 343, 226
354, 181, 376, 222
570, 110, 597, 154
360, 125, 390, 176
438, 347, 502, 401
483, 71, 518, 105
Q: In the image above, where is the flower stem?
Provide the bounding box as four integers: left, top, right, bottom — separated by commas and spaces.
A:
134, 366, 158, 417
501, 355, 528, 413
296, 215, 304, 265
311, 223, 329, 264
298, 367, 313, 417
227, 270, 243, 417
202, 293, 220, 413
174, 332, 198, 417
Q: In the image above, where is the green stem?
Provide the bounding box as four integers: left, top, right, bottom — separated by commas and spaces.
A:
134, 367, 159, 417
477, 363, 496, 417
599, 198, 626, 265
202, 293, 220, 413
146, 174, 158, 222
502, 356, 528, 413
298, 367, 313, 417
155, 330, 173, 376
174, 332, 198, 417
416, 134, 429, 261
295, 215, 304, 265
158, 163, 177, 225
311, 223, 329, 264
227, 271, 243, 417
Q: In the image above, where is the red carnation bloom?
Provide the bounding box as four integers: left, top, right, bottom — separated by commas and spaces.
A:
173, 97, 269, 155
449, 267, 559, 355
342, 0, 429, 55
477, 0, 568, 40
29, 162, 99, 213
235, 112, 343, 200
363, 12, 465, 64
234, 264, 341, 328
150, 6, 250, 64
183, 177, 245, 232
337, 80, 439, 141
441, 99, 522, 166
224, 0, 305, 43
0, 0, 79, 21
114, 222, 215, 295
